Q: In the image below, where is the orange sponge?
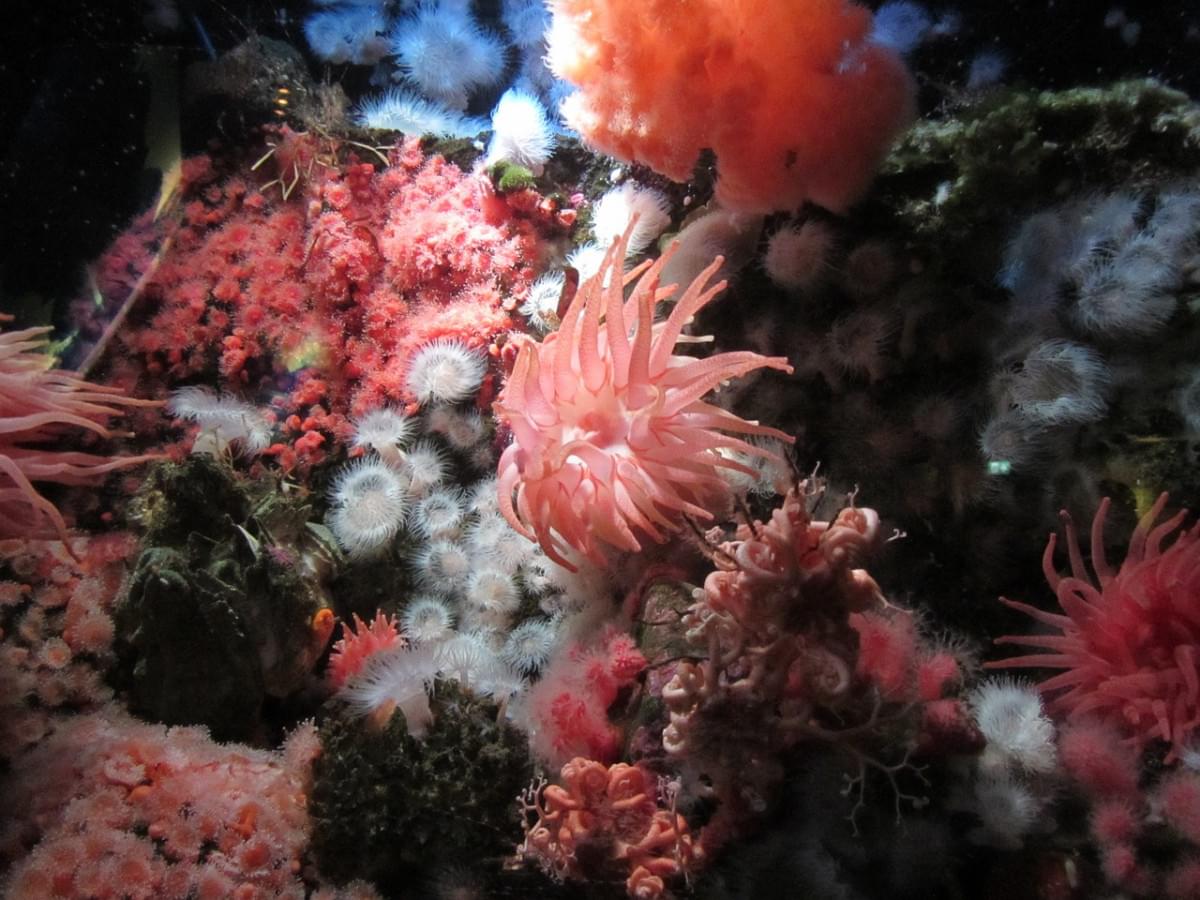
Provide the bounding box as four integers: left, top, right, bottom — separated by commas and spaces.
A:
547, 0, 916, 214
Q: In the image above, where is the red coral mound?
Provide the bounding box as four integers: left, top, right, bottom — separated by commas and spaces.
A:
495, 225, 793, 568
102, 131, 553, 470
0, 324, 160, 541
0, 706, 378, 899
991, 494, 1200, 761
546, 0, 915, 214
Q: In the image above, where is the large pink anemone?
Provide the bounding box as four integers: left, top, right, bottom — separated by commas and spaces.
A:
0, 323, 160, 541
990, 494, 1200, 761
494, 224, 794, 567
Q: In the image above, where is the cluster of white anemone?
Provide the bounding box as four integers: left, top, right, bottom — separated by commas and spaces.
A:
327, 351, 603, 727
949, 678, 1059, 849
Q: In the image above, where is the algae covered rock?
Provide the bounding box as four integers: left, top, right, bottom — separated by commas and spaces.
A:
874, 79, 1200, 264
114, 456, 338, 741
310, 680, 534, 893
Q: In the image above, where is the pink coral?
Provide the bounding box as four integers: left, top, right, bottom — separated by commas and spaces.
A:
991, 494, 1200, 761
95, 131, 556, 471
494, 225, 794, 568
517, 757, 700, 898
0, 324, 159, 541
0, 705, 378, 899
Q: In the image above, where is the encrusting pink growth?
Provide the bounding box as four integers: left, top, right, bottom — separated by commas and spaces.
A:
0, 323, 160, 542
990, 494, 1200, 761
0, 706, 381, 899
522, 626, 647, 767
494, 222, 795, 568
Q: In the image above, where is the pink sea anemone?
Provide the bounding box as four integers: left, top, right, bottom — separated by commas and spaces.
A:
991, 494, 1200, 761
494, 225, 794, 567
0, 323, 159, 542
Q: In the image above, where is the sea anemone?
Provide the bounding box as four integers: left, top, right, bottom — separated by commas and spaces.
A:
500, 618, 559, 674
328, 457, 409, 558
414, 539, 473, 590
484, 88, 555, 173
398, 439, 450, 496
389, 2, 506, 110
520, 272, 567, 334
1, 324, 160, 541
406, 339, 487, 406
990, 494, 1200, 762
970, 678, 1058, 774
762, 220, 835, 291
353, 87, 488, 138
167, 386, 271, 456
401, 596, 456, 644
494, 223, 794, 567
352, 407, 415, 466
411, 487, 467, 538
590, 183, 672, 257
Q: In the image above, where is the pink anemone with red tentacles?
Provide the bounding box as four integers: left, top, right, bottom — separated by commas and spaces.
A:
991, 494, 1200, 762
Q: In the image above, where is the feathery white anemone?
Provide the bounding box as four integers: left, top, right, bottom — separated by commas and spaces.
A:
168, 386, 271, 456
353, 88, 488, 138
398, 439, 449, 496
352, 407, 415, 467
412, 487, 467, 538
520, 271, 565, 334
591, 183, 672, 257
328, 457, 409, 558
401, 595, 456, 644
342, 634, 523, 737
485, 89, 555, 173
970, 678, 1058, 774
414, 539, 473, 589
426, 406, 487, 449
500, 618, 558, 674
304, 5, 391, 65
407, 339, 487, 405
389, 3, 506, 110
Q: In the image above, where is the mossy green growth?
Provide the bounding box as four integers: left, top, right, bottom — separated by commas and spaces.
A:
872, 79, 1200, 263
114, 456, 338, 741
310, 680, 534, 893
489, 160, 537, 193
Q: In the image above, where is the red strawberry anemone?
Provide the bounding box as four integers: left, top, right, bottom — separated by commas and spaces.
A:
991, 494, 1200, 761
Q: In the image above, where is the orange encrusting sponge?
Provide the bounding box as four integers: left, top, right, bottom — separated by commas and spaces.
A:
547, 0, 916, 214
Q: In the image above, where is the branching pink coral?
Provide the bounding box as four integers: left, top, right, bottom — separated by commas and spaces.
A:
517, 757, 700, 898
0, 324, 160, 542
494, 225, 794, 568
546, 0, 916, 214
991, 494, 1200, 761
656, 480, 963, 851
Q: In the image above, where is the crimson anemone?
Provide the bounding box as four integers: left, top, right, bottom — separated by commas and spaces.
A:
991, 494, 1200, 761
494, 225, 794, 567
